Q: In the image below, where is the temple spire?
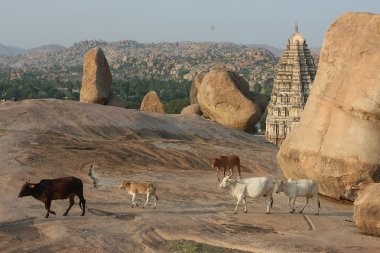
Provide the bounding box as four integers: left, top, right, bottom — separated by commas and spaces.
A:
265, 25, 316, 146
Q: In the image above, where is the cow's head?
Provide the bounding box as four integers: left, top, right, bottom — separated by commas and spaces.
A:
18, 180, 36, 198
275, 179, 287, 193
119, 180, 130, 190
218, 173, 235, 189
210, 158, 217, 168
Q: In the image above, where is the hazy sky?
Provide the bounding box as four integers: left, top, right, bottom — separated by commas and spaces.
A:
1, 0, 379, 49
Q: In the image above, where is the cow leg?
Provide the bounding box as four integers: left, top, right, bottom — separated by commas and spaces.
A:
77, 192, 86, 216
216, 168, 220, 181
44, 199, 55, 218
234, 195, 243, 214
266, 194, 273, 214
143, 193, 151, 209
131, 193, 138, 207
63, 195, 75, 216
289, 197, 296, 213
315, 195, 320, 215
242, 197, 247, 213
300, 197, 309, 213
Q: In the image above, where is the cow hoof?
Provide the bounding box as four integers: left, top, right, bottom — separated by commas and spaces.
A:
244, 210, 247, 213
290, 210, 294, 213
234, 212, 237, 214
315, 213, 319, 215
63, 213, 67, 216
142, 206, 145, 209
299, 211, 303, 214
266, 212, 269, 214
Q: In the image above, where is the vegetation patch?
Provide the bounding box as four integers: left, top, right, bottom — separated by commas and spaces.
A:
158, 240, 250, 253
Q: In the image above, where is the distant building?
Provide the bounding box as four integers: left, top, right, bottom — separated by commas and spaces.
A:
265, 24, 316, 145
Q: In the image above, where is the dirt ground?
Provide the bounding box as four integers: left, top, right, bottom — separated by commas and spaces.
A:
0, 99, 379, 253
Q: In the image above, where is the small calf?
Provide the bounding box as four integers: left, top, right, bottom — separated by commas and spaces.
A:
18, 177, 86, 218
275, 178, 320, 215
218, 174, 275, 214
119, 180, 158, 209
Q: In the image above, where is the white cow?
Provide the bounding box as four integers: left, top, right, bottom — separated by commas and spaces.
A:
275, 178, 320, 215
218, 174, 275, 214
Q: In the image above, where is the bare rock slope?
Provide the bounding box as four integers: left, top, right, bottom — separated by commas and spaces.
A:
277, 12, 380, 199
0, 99, 378, 252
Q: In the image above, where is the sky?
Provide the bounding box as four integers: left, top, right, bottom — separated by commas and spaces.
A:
1, 0, 380, 49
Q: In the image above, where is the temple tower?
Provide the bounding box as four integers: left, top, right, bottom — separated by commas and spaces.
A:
265, 25, 316, 145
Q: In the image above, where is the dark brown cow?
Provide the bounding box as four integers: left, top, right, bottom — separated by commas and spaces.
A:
211, 155, 241, 181
18, 176, 86, 218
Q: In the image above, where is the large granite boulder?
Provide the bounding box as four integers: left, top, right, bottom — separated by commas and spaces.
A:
140, 91, 164, 113
181, 104, 202, 116
197, 69, 262, 132
353, 183, 380, 237
80, 47, 112, 104
190, 73, 204, 104
277, 13, 380, 199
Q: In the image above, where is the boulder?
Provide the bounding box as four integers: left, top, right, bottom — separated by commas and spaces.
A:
197, 69, 262, 132
140, 91, 164, 113
190, 73, 204, 104
277, 13, 380, 199
80, 47, 112, 104
106, 93, 126, 108
181, 104, 202, 116
353, 183, 380, 237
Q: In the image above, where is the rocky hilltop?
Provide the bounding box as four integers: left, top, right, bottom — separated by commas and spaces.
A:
0, 99, 378, 252
0, 40, 278, 88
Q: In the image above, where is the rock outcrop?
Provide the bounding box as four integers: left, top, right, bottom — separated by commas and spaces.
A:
80, 47, 112, 104
140, 91, 165, 113
190, 73, 204, 104
181, 104, 202, 116
277, 13, 380, 199
197, 69, 262, 132
353, 183, 380, 237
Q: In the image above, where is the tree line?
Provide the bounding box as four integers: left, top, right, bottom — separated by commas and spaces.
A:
0, 73, 191, 114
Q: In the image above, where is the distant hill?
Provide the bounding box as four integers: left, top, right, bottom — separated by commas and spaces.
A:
248, 44, 321, 57
27, 44, 66, 54
247, 44, 283, 57
0, 43, 66, 57
0, 43, 26, 56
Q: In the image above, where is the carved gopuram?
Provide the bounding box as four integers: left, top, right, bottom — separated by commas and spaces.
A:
265, 25, 316, 145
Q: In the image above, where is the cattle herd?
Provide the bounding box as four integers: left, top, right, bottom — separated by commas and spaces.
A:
18, 155, 321, 218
